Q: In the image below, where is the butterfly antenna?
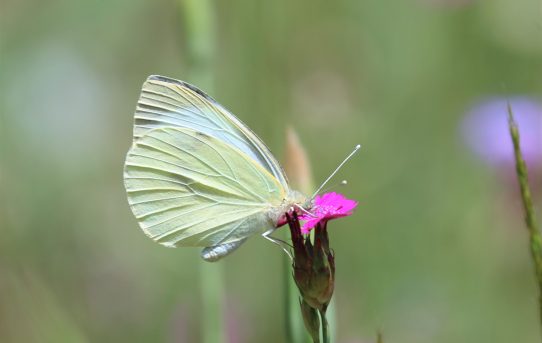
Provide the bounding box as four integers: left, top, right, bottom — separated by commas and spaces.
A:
311, 144, 361, 199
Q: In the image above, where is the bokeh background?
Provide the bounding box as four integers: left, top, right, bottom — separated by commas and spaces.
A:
1, 0, 541, 342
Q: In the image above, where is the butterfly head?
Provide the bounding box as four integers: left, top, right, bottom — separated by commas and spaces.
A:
267, 190, 309, 228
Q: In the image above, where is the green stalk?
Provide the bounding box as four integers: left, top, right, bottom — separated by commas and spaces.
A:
326, 299, 337, 342
179, 0, 215, 90
200, 263, 224, 343
178, 1, 224, 342
507, 104, 542, 326
319, 310, 330, 343
284, 252, 310, 343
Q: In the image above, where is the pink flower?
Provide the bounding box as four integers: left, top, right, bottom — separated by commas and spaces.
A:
299, 192, 358, 234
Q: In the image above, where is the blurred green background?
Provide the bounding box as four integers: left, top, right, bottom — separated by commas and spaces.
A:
1, 0, 541, 342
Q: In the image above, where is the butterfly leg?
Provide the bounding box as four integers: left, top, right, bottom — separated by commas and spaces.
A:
262, 229, 293, 261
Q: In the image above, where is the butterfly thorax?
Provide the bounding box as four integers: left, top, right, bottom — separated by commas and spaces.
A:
267, 190, 310, 227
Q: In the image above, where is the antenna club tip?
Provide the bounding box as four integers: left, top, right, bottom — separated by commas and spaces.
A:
355, 144, 361, 150
341, 180, 348, 185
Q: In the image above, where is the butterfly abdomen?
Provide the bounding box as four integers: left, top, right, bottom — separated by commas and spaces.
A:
201, 239, 247, 261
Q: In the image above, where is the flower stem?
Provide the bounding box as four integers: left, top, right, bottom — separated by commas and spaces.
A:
319, 310, 330, 343
284, 250, 312, 343
508, 104, 542, 326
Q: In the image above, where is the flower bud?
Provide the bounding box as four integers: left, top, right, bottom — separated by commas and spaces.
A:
287, 213, 335, 313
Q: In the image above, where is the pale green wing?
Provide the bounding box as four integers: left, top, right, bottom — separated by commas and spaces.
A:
133, 75, 289, 190
124, 127, 286, 247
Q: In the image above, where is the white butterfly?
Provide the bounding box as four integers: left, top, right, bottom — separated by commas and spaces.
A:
124, 75, 359, 261
124, 75, 308, 261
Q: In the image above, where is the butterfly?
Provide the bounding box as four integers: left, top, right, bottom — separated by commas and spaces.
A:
124, 75, 359, 262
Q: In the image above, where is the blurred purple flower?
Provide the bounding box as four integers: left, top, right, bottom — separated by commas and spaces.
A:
461, 97, 542, 168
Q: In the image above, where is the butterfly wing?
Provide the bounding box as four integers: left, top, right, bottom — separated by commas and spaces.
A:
134, 75, 289, 190
124, 127, 286, 247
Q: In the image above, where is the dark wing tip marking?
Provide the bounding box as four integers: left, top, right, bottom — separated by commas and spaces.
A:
194, 131, 211, 140
146, 75, 218, 103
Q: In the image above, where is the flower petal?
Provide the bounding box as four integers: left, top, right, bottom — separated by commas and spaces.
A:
298, 192, 358, 234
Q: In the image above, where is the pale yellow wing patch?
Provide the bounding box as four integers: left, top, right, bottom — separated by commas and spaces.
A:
124, 127, 286, 247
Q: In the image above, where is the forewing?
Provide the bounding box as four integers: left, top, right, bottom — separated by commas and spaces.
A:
124, 127, 285, 247
133, 75, 289, 189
